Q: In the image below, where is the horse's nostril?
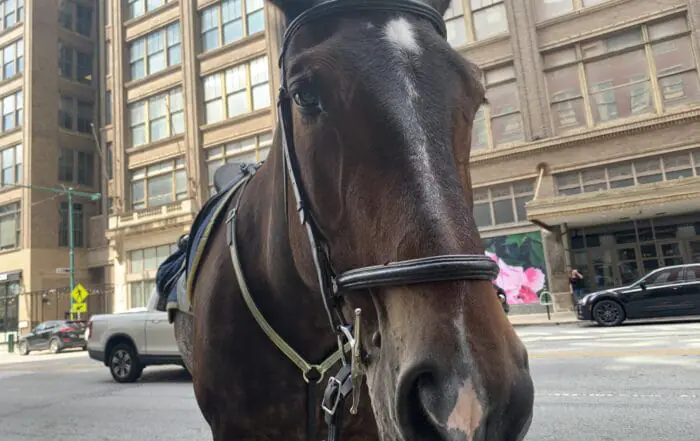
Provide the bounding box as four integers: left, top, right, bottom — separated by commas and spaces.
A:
396, 368, 446, 441
371, 331, 381, 348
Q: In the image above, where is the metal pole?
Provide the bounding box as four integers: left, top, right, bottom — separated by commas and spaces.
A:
68, 190, 75, 320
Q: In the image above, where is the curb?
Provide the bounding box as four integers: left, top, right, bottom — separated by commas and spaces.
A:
510, 320, 583, 328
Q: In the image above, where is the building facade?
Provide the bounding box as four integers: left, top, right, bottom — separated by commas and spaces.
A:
99, 0, 700, 314
5, 0, 700, 332
0, 0, 108, 340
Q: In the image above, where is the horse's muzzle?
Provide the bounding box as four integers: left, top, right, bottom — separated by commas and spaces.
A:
395, 361, 534, 441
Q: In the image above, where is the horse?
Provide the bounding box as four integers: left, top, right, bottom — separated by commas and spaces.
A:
168, 0, 534, 439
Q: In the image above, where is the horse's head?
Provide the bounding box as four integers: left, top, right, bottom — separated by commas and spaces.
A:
268, 0, 534, 439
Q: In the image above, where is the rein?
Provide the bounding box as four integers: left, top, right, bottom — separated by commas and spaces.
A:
224, 1, 500, 440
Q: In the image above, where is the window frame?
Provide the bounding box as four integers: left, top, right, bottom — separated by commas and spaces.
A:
0, 201, 20, 251
0, 89, 22, 133
471, 64, 525, 151
542, 15, 700, 134
128, 87, 185, 147
129, 157, 188, 211
0, 38, 22, 82
0, 143, 21, 188
200, 0, 266, 53
128, 21, 181, 81
0, 0, 23, 32
472, 180, 534, 229
443, 0, 508, 48
58, 201, 85, 248
205, 132, 272, 195
202, 56, 270, 124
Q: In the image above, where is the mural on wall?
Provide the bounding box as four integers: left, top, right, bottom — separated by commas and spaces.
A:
483, 231, 548, 305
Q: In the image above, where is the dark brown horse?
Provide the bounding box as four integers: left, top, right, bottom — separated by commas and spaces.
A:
172, 0, 534, 440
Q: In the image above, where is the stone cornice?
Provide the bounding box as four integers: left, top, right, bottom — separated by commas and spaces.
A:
472, 107, 700, 165
526, 177, 700, 220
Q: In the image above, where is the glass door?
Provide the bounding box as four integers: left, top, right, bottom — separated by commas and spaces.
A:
616, 246, 641, 285
658, 241, 684, 266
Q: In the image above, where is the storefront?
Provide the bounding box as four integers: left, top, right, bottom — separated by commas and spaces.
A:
0, 270, 22, 337
568, 213, 700, 291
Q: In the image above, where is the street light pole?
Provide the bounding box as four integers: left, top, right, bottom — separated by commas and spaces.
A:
6, 183, 100, 320
68, 189, 75, 319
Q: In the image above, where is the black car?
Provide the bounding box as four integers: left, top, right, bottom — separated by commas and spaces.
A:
17, 320, 88, 355
576, 263, 700, 327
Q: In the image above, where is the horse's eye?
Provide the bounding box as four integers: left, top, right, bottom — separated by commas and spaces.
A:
291, 85, 320, 114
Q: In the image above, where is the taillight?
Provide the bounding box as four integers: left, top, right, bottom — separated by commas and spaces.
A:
58, 327, 73, 333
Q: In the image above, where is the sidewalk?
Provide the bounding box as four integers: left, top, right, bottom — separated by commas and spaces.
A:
508, 311, 581, 327
0, 346, 87, 365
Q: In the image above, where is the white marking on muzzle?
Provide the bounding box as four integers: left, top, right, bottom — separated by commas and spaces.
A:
446, 379, 484, 441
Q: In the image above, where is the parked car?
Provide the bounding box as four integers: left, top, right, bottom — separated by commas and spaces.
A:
576, 263, 700, 327
86, 290, 184, 383
17, 320, 88, 355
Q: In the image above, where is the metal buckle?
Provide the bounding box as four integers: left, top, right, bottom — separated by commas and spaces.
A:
321, 375, 343, 416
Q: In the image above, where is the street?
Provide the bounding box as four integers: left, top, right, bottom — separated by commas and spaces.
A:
1, 321, 699, 441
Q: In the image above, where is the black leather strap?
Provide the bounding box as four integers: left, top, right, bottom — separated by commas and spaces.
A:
336, 255, 499, 292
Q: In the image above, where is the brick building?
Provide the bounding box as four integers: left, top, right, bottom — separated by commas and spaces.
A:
3, 0, 700, 333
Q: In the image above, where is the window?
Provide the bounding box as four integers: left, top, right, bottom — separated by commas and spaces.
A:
202, 56, 270, 124
0, 144, 21, 187
535, 0, 610, 22
471, 65, 524, 150
105, 90, 112, 125
59, 43, 73, 79
554, 149, 700, 196
59, 43, 93, 84
58, 148, 74, 182
473, 181, 534, 228
0, 0, 23, 32
129, 244, 177, 273
0, 202, 20, 250
127, 243, 178, 307
0, 39, 22, 81
200, 0, 266, 53
77, 100, 94, 133
58, 148, 94, 186
543, 15, 700, 134
130, 158, 187, 210
58, 1, 92, 37
58, 96, 93, 133
128, 88, 184, 147
128, 22, 181, 81
443, 0, 507, 47
644, 267, 682, 286
76, 51, 93, 84
205, 132, 272, 195
58, 202, 84, 248
127, 0, 173, 20
106, 142, 113, 180
1, 89, 22, 133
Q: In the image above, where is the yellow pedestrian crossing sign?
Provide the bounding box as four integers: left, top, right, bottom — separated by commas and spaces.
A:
71, 302, 87, 313
71, 284, 89, 304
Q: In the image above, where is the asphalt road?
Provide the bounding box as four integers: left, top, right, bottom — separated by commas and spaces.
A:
0, 320, 699, 441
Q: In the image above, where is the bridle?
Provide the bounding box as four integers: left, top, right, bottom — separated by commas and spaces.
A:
225, 0, 500, 440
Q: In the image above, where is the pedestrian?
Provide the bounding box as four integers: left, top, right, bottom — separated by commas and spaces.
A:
569, 268, 585, 302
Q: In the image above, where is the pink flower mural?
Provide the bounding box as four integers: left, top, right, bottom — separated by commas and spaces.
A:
486, 251, 546, 305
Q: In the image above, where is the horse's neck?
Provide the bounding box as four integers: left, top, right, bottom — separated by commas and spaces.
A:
235, 157, 338, 362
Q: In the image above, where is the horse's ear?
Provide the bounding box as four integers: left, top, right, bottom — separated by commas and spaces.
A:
265, 0, 316, 21
423, 0, 452, 16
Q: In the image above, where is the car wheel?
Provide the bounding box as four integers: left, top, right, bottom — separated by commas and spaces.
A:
49, 338, 62, 354
592, 300, 625, 327
109, 343, 143, 383
17, 341, 29, 356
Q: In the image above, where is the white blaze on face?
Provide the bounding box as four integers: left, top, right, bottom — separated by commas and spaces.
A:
446, 379, 484, 441
382, 17, 442, 213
